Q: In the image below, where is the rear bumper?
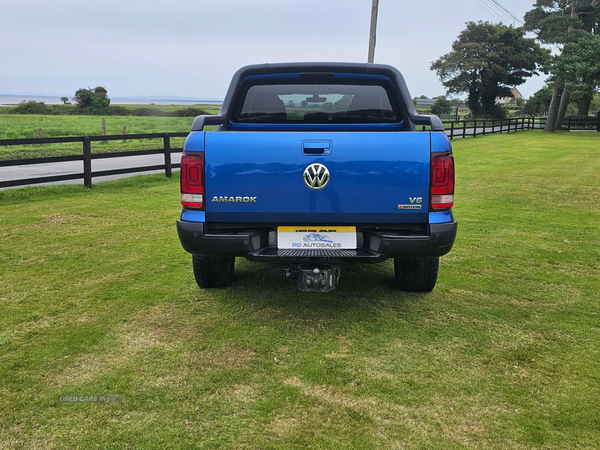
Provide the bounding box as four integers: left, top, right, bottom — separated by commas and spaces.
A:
177, 220, 457, 262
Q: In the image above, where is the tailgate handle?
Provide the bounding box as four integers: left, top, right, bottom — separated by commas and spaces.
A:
304, 147, 325, 155
302, 140, 332, 156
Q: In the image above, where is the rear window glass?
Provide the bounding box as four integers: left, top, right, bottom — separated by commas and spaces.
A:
235, 84, 397, 124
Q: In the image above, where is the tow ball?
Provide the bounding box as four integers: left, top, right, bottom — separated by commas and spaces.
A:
285, 265, 341, 292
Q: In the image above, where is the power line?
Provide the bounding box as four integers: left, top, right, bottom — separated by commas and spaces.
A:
487, 0, 524, 25
491, 0, 524, 24
482, 0, 519, 24
480, 0, 519, 25
473, 0, 505, 22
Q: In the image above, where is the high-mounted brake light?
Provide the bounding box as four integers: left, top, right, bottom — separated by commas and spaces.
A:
430, 152, 454, 211
181, 153, 205, 210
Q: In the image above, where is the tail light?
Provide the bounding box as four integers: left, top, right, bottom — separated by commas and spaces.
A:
430, 152, 454, 211
181, 152, 204, 210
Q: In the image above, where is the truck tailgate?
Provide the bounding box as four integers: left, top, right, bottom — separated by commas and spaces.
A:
204, 131, 430, 224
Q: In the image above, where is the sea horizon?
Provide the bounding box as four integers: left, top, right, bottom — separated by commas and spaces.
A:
0, 94, 222, 107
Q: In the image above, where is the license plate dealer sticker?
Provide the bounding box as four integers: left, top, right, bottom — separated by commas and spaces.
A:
277, 226, 357, 250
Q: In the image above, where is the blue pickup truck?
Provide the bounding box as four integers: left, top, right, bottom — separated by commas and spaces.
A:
177, 63, 457, 292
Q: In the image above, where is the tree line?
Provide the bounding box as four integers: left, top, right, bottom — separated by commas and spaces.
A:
430, 0, 600, 132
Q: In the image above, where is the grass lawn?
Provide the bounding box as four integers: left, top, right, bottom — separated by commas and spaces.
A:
0, 131, 599, 449
0, 112, 220, 161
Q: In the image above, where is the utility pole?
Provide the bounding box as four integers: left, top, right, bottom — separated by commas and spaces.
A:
368, 0, 379, 63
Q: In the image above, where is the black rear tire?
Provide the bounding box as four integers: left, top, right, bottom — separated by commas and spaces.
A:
192, 255, 235, 288
394, 257, 439, 292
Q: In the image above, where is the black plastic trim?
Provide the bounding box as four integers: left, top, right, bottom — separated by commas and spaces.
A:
177, 220, 457, 260
364, 222, 457, 257
246, 247, 387, 264
177, 221, 268, 256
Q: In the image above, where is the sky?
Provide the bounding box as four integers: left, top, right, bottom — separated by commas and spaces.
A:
0, 0, 547, 100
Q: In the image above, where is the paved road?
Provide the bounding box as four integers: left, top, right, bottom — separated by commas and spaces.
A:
1, 125, 541, 190
0, 153, 182, 191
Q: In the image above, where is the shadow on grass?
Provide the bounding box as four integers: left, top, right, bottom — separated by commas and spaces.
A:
190, 258, 429, 329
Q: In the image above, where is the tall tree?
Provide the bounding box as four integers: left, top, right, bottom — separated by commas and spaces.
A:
525, 0, 600, 130
554, 0, 582, 129
550, 30, 600, 121
431, 22, 547, 118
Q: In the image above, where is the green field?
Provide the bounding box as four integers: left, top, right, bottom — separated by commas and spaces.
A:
116, 104, 222, 115
0, 109, 220, 161
1, 131, 599, 449
0, 103, 222, 138
0, 111, 529, 161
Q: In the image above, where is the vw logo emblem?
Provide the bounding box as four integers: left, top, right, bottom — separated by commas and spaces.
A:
303, 163, 330, 190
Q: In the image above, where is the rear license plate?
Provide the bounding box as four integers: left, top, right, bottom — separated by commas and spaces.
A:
277, 226, 357, 249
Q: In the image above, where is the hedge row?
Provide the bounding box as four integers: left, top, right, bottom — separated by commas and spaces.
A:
0, 102, 209, 117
